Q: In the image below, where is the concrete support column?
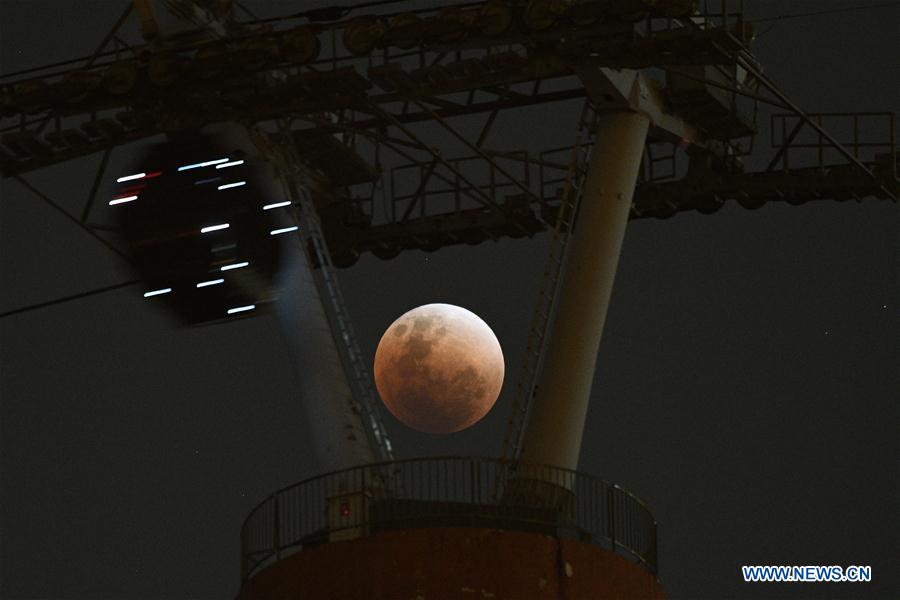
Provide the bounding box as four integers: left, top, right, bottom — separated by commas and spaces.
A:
519, 110, 649, 472
238, 122, 377, 474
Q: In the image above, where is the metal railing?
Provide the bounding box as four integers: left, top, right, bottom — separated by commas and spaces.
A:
388, 150, 534, 222
240, 456, 658, 581
769, 112, 896, 178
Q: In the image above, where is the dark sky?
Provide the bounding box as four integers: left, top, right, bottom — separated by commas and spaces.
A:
1, 1, 897, 599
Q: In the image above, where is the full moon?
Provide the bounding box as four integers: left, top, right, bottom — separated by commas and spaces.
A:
374, 303, 505, 434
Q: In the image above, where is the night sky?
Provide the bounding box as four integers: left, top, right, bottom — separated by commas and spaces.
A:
1, 2, 897, 599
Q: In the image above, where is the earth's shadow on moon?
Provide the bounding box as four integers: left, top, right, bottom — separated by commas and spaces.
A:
374, 304, 505, 434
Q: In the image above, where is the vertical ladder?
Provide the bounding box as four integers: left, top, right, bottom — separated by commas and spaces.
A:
284, 175, 395, 464
500, 102, 596, 463
264, 121, 395, 466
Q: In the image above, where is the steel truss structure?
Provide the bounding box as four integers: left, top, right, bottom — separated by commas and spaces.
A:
2, 0, 895, 271
2, 3, 898, 577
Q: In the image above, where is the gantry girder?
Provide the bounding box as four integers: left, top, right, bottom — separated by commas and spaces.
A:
269, 103, 896, 266
300, 156, 899, 266
1, 0, 896, 271
1, 0, 747, 177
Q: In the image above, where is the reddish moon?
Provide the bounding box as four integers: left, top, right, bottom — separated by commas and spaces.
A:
374, 303, 505, 434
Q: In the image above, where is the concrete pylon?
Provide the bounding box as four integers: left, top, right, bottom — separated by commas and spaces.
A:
273, 236, 377, 474
229, 123, 378, 474
518, 110, 649, 474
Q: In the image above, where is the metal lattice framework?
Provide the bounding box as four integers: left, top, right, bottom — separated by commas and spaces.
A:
3, 2, 897, 584
1, 0, 897, 458
2, 2, 895, 263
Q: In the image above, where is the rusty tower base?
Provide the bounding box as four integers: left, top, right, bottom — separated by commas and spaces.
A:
236, 527, 665, 600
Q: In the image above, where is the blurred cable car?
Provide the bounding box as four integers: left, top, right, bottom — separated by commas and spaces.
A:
112, 127, 295, 325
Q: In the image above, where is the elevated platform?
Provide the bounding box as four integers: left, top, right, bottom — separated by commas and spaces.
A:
238, 457, 661, 599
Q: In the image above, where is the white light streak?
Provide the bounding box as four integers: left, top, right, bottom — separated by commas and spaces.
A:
218, 181, 246, 190
263, 201, 291, 210
270, 226, 299, 235
201, 223, 230, 233
216, 160, 244, 169
177, 158, 230, 171
143, 288, 172, 297
116, 172, 145, 183
227, 304, 256, 315
194, 177, 221, 186
196, 278, 225, 288
109, 195, 138, 206
220, 261, 249, 271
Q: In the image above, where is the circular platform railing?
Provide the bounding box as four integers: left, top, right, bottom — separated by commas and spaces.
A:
240, 456, 657, 581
